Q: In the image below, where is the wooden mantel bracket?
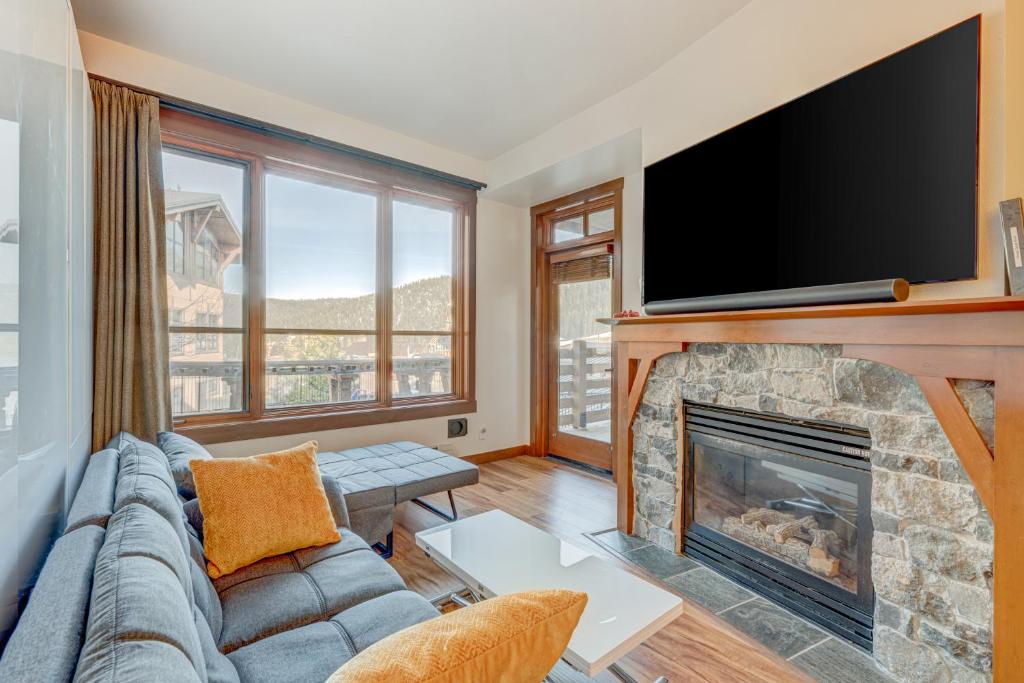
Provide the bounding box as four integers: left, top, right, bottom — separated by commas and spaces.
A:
601, 297, 1024, 680
613, 341, 686, 532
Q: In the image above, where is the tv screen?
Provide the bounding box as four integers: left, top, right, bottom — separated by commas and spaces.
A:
642, 17, 979, 308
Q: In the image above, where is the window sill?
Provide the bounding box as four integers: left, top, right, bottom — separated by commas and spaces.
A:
174, 398, 478, 444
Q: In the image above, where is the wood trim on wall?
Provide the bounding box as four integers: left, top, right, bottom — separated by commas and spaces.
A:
605, 296, 1024, 680
463, 444, 530, 465
530, 179, 624, 461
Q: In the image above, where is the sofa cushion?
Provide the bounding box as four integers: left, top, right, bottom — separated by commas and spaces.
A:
158, 431, 213, 499
192, 441, 340, 578
330, 590, 440, 653
105, 430, 147, 452
113, 441, 192, 561
187, 524, 224, 642
64, 449, 119, 533
316, 452, 395, 511
340, 442, 479, 503
195, 608, 240, 683
215, 540, 405, 653
0, 525, 104, 683
226, 591, 438, 683
75, 504, 205, 682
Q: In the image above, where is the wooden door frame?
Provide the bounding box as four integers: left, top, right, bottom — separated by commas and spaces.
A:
530, 178, 624, 464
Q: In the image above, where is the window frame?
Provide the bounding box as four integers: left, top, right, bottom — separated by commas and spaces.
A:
161, 108, 476, 443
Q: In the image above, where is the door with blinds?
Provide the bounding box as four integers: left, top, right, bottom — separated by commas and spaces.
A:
548, 249, 614, 467
536, 181, 621, 471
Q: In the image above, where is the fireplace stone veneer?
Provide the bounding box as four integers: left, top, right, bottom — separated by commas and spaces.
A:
632, 343, 994, 681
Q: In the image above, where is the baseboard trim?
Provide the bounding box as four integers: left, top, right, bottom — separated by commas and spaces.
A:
464, 444, 529, 465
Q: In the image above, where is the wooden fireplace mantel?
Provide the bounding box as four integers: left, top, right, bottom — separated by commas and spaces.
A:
602, 295, 1024, 680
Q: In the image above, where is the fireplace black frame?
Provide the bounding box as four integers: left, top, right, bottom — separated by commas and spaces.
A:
681, 403, 875, 650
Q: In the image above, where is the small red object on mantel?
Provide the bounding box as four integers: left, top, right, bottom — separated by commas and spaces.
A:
613, 309, 641, 318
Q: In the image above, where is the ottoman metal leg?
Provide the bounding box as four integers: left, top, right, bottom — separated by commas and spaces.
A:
372, 531, 393, 559
411, 490, 458, 522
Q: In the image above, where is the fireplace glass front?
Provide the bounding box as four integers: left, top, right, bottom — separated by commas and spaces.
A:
683, 403, 874, 649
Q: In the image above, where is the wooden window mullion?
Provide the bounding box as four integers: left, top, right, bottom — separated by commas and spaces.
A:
248, 157, 266, 420
378, 189, 393, 407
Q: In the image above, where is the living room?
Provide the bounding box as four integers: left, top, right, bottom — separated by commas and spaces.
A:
1, 1, 1020, 681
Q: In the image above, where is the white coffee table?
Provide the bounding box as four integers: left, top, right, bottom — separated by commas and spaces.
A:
415, 509, 683, 682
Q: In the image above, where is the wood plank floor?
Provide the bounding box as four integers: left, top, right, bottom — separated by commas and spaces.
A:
389, 455, 813, 683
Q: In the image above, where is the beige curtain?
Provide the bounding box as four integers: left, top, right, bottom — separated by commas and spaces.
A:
90, 78, 171, 450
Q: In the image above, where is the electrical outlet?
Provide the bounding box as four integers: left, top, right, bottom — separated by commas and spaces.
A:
434, 443, 456, 455
478, 425, 488, 440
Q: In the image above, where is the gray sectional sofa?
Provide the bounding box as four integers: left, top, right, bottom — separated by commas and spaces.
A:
0, 433, 443, 682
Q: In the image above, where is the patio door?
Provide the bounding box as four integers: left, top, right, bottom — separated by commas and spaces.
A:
532, 180, 621, 472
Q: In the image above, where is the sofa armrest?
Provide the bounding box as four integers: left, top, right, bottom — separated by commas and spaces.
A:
321, 475, 351, 530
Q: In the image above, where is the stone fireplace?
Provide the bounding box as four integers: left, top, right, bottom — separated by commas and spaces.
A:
632, 343, 994, 681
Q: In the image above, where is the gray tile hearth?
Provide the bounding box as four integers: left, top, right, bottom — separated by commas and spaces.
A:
718, 598, 829, 659
663, 566, 755, 614
791, 638, 894, 683
591, 528, 652, 553
622, 543, 698, 579
587, 526, 897, 682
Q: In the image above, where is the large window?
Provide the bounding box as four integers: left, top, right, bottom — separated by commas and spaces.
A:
160, 109, 476, 441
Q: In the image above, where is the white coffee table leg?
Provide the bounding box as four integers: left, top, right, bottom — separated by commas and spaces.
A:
607, 662, 668, 683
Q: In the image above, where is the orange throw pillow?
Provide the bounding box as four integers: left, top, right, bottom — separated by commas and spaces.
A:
191, 441, 340, 578
326, 589, 588, 683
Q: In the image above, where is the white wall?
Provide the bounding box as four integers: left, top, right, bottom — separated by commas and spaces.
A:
488, 0, 1008, 301
80, 32, 531, 459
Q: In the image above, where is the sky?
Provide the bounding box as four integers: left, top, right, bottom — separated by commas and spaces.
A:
162, 150, 453, 300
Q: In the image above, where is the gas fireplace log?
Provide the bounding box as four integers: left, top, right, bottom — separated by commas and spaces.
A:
771, 516, 818, 544
723, 512, 843, 580
809, 529, 839, 558
740, 508, 789, 527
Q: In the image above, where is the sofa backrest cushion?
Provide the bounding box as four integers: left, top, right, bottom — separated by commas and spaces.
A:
75, 504, 206, 682
113, 440, 192, 561
0, 525, 105, 683
186, 522, 224, 642
64, 449, 119, 534
105, 430, 147, 453
194, 608, 239, 683
158, 431, 213, 500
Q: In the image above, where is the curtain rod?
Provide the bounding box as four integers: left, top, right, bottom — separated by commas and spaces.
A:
88, 74, 487, 191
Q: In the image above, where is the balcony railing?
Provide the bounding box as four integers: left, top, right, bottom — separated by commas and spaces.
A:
557, 339, 611, 428
170, 356, 451, 416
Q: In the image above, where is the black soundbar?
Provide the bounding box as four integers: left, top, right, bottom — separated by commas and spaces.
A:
643, 279, 909, 315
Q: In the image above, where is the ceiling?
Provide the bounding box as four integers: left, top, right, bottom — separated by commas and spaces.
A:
71, 0, 749, 160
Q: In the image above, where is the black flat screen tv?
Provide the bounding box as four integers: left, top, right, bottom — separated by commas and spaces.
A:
642, 17, 980, 310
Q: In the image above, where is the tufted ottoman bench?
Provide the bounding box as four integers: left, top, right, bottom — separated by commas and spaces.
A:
317, 441, 479, 558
